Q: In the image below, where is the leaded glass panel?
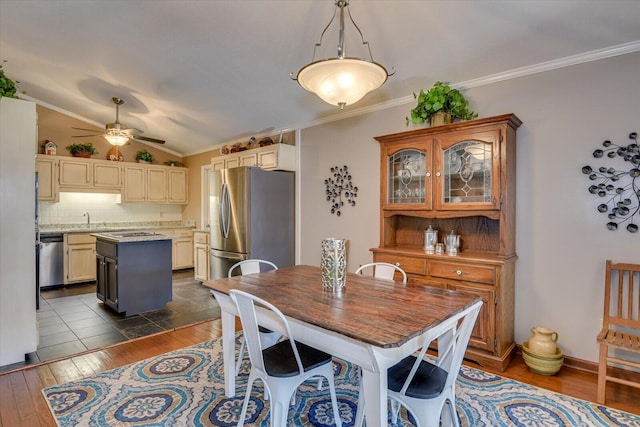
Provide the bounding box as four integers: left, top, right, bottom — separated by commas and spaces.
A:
388, 149, 426, 204
443, 141, 492, 204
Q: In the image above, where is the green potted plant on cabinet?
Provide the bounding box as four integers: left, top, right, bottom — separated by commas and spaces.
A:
406, 81, 478, 127
65, 142, 98, 158
135, 149, 154, 163
0, 61, 23, 99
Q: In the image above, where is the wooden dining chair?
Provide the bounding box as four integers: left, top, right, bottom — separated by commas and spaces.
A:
228, 260, 280, 375
386, 300, 482, 427
230, 289, 343, 427
355, 262, 407, 283
596, 260, 640, 404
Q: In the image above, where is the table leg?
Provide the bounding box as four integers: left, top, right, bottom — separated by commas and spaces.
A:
361, 368, 387, 427
220, 310, 236, 397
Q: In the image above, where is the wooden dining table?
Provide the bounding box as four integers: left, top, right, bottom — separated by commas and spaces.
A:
204, 264, 481, 427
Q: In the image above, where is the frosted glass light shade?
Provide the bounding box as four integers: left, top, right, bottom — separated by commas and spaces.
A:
104, 133, 129, 146
296, 58, 388, 108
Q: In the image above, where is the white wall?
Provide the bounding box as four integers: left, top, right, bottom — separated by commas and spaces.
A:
298, 51, 640, 363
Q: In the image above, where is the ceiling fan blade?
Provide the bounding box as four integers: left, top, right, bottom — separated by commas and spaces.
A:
132, 135, 165, 144
72, 126, 104, 132
72, 134, 101, 138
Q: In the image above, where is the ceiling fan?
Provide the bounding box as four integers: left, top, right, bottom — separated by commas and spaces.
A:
72, 97, 165, 145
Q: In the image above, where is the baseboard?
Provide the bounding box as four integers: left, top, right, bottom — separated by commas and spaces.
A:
516, 344, 640, 381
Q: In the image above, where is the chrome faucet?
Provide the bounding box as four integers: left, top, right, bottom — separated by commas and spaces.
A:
83, 211, 90, 227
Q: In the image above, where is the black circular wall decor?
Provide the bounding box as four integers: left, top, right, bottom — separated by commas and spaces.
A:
324, 165, 358, 216
582, 131, 639, 233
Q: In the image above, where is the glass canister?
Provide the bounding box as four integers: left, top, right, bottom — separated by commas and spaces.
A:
321, 238, 347, 293
423, 225, 438, 252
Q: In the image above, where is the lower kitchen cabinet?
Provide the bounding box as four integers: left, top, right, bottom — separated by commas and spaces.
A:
64, 233, 96, 284
95, 238, 172, 315
193, 231, 210, 281
162, 228, 194, 270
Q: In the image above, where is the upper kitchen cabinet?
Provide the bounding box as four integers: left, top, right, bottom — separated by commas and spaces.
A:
212, 143, 295, 171
36, 156, 59, 202
59, 158, 122, 190
122, 163, 188, 204
167, 168, 188, 204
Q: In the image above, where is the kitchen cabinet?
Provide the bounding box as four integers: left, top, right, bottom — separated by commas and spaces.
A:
93, 162, 122, 188
63, 233, 96, 284
123, 165, 167, 202
36, 156, 59, 202
122, 164, 188, 204
95, 237, 172, 315
164, 228, 194, 270
59, 158, 92, 188
372, 114, 521, 371
167, 168, 188, 204
193, 231, 210, 281
211, 143, 296, 171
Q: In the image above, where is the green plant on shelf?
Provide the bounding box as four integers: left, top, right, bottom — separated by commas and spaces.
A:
66, 142, 98, 157
406, 81, 477, 126
135, 149, 154, 163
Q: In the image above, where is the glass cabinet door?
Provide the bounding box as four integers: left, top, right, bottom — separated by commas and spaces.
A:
387, 149, 427, 206
435, 134, 500, 210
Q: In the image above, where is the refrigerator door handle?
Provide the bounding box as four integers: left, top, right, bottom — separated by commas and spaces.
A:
211, 249, 247, 261
220, 183, 230, 238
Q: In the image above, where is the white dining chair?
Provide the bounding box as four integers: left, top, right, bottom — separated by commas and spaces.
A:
230, 289, 343, 427
354, 262, 407, 283
228, 259, 280, 375
387, 300, 482, 427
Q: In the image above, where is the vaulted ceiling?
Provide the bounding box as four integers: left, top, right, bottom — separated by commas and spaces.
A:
2, 0, 639, 155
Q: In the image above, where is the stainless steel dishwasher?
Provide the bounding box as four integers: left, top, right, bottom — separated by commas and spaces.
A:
39, 234, 64, 288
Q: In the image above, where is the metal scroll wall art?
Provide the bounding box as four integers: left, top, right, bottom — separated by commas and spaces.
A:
324, 165, 358, 216
582, 132, 639, 233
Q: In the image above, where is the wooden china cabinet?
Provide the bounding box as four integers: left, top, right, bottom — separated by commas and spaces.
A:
371, 113, 522, 371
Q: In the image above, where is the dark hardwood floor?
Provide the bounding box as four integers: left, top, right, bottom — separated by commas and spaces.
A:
0, 318, 637, 426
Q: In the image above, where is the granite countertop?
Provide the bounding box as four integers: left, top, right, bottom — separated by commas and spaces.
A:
92, 231, 173, 244
39, 220, 196, 235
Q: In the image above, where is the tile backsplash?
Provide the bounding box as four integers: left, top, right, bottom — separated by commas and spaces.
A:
38, 192, 183, 225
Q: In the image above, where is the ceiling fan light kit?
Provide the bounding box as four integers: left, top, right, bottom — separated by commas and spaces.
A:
291, 0, 393, 110
72, 97, 165, 145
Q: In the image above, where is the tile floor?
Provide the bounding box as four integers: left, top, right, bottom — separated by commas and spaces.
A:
0, 270, 220, 373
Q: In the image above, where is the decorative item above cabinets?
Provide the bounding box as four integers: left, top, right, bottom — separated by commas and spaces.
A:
212, 143, 295, 172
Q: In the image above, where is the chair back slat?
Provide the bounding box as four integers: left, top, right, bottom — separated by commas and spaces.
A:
604, 260, 640, 329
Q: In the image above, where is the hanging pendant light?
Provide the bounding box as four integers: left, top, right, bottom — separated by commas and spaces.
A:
291, 0, 394, 110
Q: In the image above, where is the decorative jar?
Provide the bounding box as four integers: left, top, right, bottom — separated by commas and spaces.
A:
321, 238, 347, 293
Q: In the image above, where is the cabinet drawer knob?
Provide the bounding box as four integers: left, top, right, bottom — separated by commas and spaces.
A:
395, 262, 402, 267
451, 269, 466, 276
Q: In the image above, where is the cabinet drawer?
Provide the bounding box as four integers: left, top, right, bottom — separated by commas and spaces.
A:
374, 254, 427, 275
429, 261, 495, 285
172, 228, 194, 238
194, 233, 209, 244
66, 233, 96, 245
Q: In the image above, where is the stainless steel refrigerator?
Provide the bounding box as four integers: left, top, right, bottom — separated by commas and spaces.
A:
209, 167, 294, 279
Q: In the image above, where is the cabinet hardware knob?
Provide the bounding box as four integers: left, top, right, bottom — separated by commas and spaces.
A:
395, 262, 402, 267
451, 269, 466, 276
426, 172, 431, 177
436, 172, 441, 177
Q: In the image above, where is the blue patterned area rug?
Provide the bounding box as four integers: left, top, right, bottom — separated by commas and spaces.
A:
42, 337, 640, 426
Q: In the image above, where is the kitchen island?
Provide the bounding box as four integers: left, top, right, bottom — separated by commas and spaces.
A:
93, 231, 172, 315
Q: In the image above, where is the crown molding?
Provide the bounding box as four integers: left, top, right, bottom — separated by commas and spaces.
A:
293, 40, 640, 132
